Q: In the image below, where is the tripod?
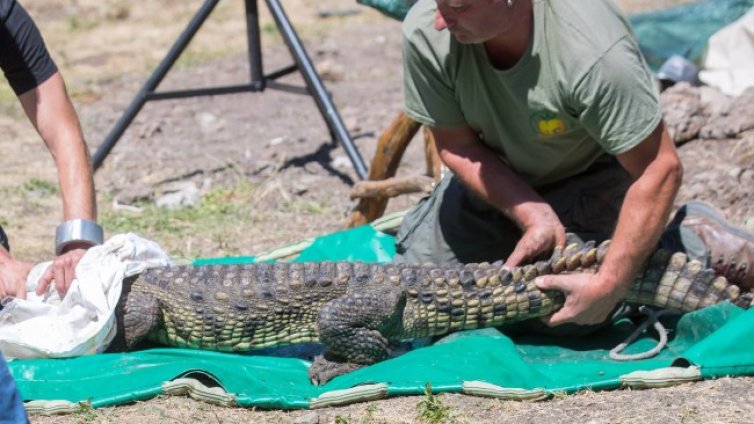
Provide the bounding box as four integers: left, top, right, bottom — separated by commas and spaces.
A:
92, 0, 368, 180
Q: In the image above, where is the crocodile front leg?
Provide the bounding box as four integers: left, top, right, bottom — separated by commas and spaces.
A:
110, 276, 161, 351
310, 289, 407, 385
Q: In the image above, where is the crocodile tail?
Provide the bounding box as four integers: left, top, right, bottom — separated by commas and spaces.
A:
550, 241, 749, 312
626, 249, 750, 312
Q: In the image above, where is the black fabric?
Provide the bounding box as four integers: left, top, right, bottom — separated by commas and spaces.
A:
0, 0, 57, 95
0, 222, 8, 251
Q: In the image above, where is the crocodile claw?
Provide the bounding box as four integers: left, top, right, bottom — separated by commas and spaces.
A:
309, 354, 364, 386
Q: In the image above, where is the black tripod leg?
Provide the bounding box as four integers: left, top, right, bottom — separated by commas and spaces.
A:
265, 0, 368, 180
92, 0, 222, 170
244, 0, 265, 89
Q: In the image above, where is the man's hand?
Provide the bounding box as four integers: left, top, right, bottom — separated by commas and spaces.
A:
504, 203, 567, 269
35, 248, 87, 299
0, 257, 33, 300
505, 221, 566, 269
535, 272, 626, 326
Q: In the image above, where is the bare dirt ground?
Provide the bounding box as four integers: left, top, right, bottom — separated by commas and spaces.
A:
2, 0, 753, 423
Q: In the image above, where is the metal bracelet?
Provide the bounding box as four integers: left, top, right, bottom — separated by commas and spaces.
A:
55, 219, 104, 255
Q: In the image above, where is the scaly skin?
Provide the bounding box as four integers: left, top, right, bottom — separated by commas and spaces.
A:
111, 240, 752, 384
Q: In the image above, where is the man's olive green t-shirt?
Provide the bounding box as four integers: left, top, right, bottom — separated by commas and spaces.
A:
402, 0, 662, 187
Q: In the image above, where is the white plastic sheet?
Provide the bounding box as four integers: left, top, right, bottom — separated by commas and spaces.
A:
700, 8, 754, 96
0, 234, 172, 359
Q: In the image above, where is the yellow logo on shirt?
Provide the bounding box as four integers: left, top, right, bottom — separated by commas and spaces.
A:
531, 111, 567, 137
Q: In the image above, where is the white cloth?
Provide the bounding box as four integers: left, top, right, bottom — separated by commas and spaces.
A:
0, 234, 172, 359
699, 8, 754, 96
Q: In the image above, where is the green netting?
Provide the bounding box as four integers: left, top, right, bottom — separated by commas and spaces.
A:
357, 0, 754, 70
357, 0, 416, 20
8, 225, 754, 411
629, 0, 754, 70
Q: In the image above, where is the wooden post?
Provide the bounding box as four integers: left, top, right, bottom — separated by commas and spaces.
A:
347, 112, 421, 227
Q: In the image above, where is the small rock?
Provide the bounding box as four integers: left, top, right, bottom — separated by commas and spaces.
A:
699, 86, 733, 118
196, 112, 223, 136
293, 411, 321, 424
700, 87, 754, 139
728, 166, 743, 180
344, 116, 361, 133
155, 181, 199, 209
268, 136, 287, 147
137, 120, 163, 140
330, 155, 352, 170
303, 162, 321, 174
317, 59, 345, 82
731, 133, 754, 164
661, 82, 704, 144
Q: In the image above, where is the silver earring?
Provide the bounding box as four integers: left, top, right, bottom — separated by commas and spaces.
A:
508, 0, 514, 6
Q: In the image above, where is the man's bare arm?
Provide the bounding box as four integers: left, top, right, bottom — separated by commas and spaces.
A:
597, 122, 683, 302
18, 72, 98, 298
18, 72, 96, 222
431, 125, 567, 266
536, 121, 683, 325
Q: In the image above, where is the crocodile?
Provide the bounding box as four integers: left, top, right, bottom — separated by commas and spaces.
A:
111, 240, 753, 384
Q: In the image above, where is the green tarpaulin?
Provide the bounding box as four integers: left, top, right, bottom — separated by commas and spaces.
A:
8, 226, 754, 412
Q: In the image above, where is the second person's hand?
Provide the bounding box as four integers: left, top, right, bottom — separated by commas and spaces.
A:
35, 248, 87, 299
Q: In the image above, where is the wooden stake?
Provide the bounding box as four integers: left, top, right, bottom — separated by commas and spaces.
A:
350, 175, 435, 199
348, 112, 421, 227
